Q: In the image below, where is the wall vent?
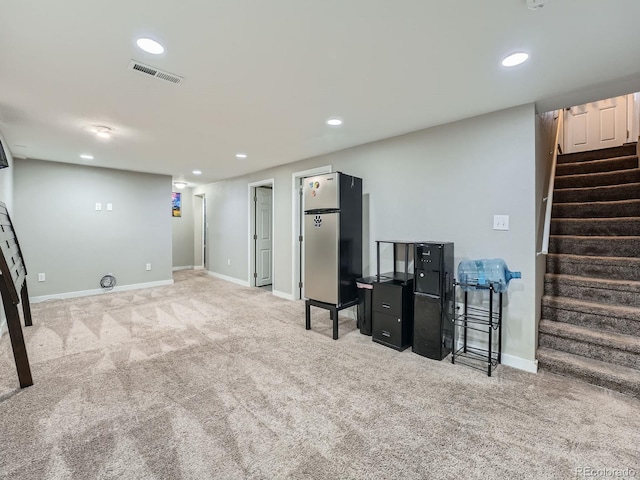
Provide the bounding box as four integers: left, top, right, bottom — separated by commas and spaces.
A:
128, 60, 183, 85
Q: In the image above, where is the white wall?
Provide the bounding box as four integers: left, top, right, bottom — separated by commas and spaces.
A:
535, 110, 560, 350
172, 187, 195, 269
14, 158, 173, 298
0, 129, 14, 337
196, 104, 540, 368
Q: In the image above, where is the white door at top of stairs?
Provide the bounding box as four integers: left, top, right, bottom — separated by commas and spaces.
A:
563, 95, 629, 154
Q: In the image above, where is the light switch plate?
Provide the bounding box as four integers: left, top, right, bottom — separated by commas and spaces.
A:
95, 203, 102, 211
493, 215, 509, 231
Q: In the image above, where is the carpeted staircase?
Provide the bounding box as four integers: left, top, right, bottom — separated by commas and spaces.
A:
538, 142, 640, 397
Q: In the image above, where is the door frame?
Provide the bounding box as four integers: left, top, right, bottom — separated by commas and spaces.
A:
628, 93, 640, 144
291, 165, 332, 300
248, 178, 275, 288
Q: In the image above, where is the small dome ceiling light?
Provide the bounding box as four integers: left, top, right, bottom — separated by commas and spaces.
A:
235, 153, 247, 159
90, 125, 113, 139
326, 118, 343, 126
136, 38, 165, 55
501, 52, 529, 67
526, 0, 548, 10
80, 154, 94, 160
174, 181, 187, 189
192, 169, 202, 175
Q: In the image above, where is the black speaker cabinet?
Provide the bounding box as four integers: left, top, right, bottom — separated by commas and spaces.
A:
413, 294, 453, 360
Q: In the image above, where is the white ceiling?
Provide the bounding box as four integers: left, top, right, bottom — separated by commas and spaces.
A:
1, 0, 640, 186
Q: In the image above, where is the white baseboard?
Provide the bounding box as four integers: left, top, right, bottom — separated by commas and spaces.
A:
206, 271, 250, 287
194, 265, 205, 270
30, 279, 175, 303
455, 339, 538, 374
502, 352, 538, 373
172, 265, 193, 271
272, 290, 295, 301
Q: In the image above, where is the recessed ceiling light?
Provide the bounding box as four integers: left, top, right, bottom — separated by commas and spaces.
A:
501, 52, 529, 67
174, 181, 187, 189
235, 153, 247, 159
192, 169, 202, 175
327, 118, 343, 126
136, 38, 165, 55
80, 154, 94, 160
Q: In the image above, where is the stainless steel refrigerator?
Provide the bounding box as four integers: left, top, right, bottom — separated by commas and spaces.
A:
303, 172, 362, 307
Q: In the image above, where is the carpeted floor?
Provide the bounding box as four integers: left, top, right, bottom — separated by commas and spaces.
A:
1, 270, 639, 479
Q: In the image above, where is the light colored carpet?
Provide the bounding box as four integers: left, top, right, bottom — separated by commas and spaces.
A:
1, 270, 639, 479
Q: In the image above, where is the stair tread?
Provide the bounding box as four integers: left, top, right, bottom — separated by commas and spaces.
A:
558, 144, 637, 163
549, 234, 640, 240
544, 273, 640, 290
547, 253, 640, 264
552, 199, 640, 208
539, 319, 640, 354
551, 217, 640, 225
558, 167, 639, 177
537, 347, 640, 390
542, 295, 640, 317
556, 155, 638, 174
554, 181, 640, 192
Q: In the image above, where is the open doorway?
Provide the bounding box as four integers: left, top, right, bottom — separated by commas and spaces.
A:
194, 194, 206, 270
248, 179, 274, 290
291, 166, 332, 300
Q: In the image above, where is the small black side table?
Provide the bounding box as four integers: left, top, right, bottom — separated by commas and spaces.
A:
305, 298, 358, 340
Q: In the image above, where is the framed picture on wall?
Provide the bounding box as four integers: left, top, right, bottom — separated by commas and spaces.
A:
172, 192, 181, 217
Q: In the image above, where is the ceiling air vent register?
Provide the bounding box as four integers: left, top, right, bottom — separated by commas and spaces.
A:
128, 60, 183, 85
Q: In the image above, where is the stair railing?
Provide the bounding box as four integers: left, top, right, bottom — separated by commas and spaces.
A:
537, 112, 562, 256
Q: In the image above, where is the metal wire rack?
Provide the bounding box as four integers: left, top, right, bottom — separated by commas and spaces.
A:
451, 281, 503, 377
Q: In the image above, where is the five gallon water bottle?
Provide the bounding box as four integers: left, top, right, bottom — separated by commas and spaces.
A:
457, 258, 521, 292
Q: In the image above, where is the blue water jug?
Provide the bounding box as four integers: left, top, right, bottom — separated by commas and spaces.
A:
457, 258, 521, 292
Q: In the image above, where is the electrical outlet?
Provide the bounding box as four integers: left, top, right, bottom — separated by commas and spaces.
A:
493, 215, 510, 231
227, 258, 231, 266
95, 203, 102, 211
146, 263, 151, 271
38, 273, 46, 282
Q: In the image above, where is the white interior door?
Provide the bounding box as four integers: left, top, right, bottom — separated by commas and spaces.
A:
193, 195, 204, 268
563, 95, 628, 153
255, 187, 272, 286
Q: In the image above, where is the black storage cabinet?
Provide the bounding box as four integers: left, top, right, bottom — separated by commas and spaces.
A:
372, 278, 414, 351
371, 241, 415, 351
356, 276, 375, 335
